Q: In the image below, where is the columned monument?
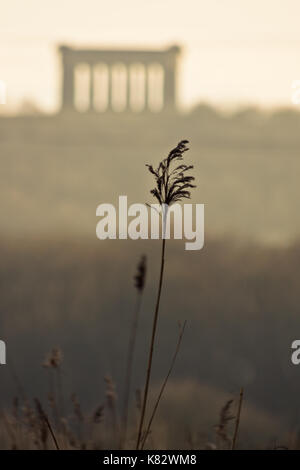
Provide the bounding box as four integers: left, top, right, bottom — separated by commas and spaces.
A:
59, 45, 180, 113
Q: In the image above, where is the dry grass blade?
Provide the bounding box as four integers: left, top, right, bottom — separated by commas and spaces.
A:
141, 320, 187, 449
34, 398, 60, 450
215, 399, 235, 449
231, 387, 244, 450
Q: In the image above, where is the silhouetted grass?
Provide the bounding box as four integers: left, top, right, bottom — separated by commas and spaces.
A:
136, 140, 195, 449
0, 236, 299, 448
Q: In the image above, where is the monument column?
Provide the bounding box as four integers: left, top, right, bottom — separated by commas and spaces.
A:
126, 64, 131, 111
107, 65, 113, 111
163, 61, 176, 110
163, 45, 180, 111
144, 64, 150, 111
89, 64, 94, 111
59, 44, 181, 114
60, 46, 74, 111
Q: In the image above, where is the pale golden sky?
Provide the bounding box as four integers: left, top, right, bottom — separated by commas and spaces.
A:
1, 0, 300, 112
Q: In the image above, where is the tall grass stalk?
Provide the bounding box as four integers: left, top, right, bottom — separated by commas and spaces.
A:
136, 237, 166, 449
121, 255, 146, 448
136, 140, 195, 449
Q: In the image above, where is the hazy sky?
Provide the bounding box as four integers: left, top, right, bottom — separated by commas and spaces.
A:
1, 0, 300, 112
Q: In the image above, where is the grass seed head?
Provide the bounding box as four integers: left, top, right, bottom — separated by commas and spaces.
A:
134, 255, 147, 292
146, 140, 196, 206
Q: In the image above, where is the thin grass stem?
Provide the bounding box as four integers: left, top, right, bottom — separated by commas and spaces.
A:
136, 236, 166, 449
231, 387, 244, 450
141, 320, 187, 449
